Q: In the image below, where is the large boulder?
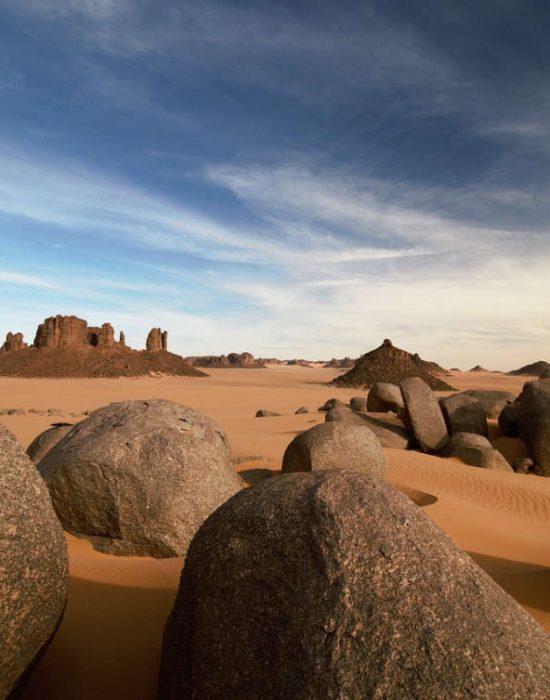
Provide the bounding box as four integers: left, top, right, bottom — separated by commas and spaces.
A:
366, 382, 404, 413
516, 379, 550, 476
443, 432, 513, 472
399, 377, 448, 453
325, 407, 409, 449
458, 390, 516, 419
439, 394, 488, 436
38, 400, 243, 557
281, 422, 386, 479
159, 472, 550, 699
498, 401, 521, 437
0, 424, 68, 698
26, 422, 74, 464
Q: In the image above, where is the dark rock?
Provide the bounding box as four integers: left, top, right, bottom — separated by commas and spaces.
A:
255, 409, 281, 418
439, 394, 488, 436
325, 407, 409, 449
282, 422, 386, 479
498, 402, 521, 437
0, 424, 68, 698
159, 471, 550, 699
516, 379, 550, 476
38, 399, 243, 557
318, 398, 346, 411
0, 331, 27, 353
26, 423, 74, 464
349, 396, 368, 412
513, 457, 534, 474
509, 360, 550, 377
443, 432, 513, 472
399, 377, 448, 453
457, 390, 516, 419
367, 382, 404, 413
294, 406, 309, 414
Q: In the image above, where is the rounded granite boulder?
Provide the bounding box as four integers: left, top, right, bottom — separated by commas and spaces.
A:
26, 422, 74, 464
159, 471, 550, 698
0, 424, 68, 698
38, 399, 243, 557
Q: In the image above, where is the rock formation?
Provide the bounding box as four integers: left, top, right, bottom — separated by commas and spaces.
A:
439, 394, 488, 437
146, 328, 168, 352
324, 407, 410, 449
282, 422, 386, 479
508, 360, 550, 377
34, 315, 89, 349
186, 352, 265, 368
513, 379, 550, 476
332, 339, 454, 390
38, 400, 243, 557
0, 424, 68, 698
87, 322, 115, 349
366, 382, 404, 413
443, 432, 512, 472
159, 472, 550, 699
26, 423, 75, 464
457, 389, 516, 419
400, 376, 448, 453
0, 331, 27, 353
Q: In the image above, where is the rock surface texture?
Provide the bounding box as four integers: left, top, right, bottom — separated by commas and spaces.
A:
399, 376, 448, 453
282, 422, 386, 479
0, 424, 68, 698
26, 423, 74, 464
439, 394, 488, 436
38, 400, 243, 557
324, 407, 409, 449
159, 471, 550, 699
458, 390, 516, 419
366, 382, 404, 413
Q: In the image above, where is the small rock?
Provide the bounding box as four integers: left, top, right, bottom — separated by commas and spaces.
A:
255, 409, 281, 418
295, 406, 309, 414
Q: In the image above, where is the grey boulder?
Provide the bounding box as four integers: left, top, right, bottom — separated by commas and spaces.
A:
1, 424, 68, 698
38, 399, 243, 557
26, 422, 74, 464
349, 396, 368, 413
325, 407, 409, 449
282, 422, 386, 480
459, 390, 516, 419
443, 432, 513, 472
399, 377, 448, 453
516, 379, 550, 476
498, 401, 521, 437
366, 382, 404, 413
439, 394, 488, 436
159, 471, 550, 699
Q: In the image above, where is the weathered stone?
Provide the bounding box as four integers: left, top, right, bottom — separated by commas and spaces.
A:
0, 331, 27, 353
444, 432, 513, 472
159, 472, 550, 699
513, 456, 534, 474
294, 406, 309, 414
38, 400, 243, 557
349, 396, 368, 412
439, 394, 488, 436
34, 315, 89, 349
318, 398, 346, 411
146, 327, 168, 352
399, 377, 448, 453
282, 422, 386, 479
0, 424, 68, 698
26, 423, 74, 464
119, 331, 126, 348
367, 382, 404, 413
516, 379, 550, 476
458, 390, 516, 419
87, 322, 116, 349
255, 409, 281, 418
498, 401, 521, 437
325, 407, 409, 449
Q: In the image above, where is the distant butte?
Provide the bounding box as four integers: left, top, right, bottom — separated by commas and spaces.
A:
0, 315, 206, 378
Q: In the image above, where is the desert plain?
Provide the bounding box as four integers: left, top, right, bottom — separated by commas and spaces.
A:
1, 365, 549, 699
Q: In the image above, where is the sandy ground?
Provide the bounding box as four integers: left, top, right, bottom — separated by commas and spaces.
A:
2, 367, 548, 699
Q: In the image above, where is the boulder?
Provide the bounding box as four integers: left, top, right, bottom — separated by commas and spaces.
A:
318, 398, 346, 412
159, 472, 550, 699
349, 396, 368, 413
443, 432, 513, 472
282, 422, 386, 479
399, 377, 448, 453
458, 390, 516, 419
513, 457, 534, 474
516, 379, 550, 476
294, 406, 309, 414
325, 407, 409, 449
0, 424, 68, 698
34, 315, 89, 349
366, 382, 404, 413
38, 400, 243, 557
255, 409, 281, 418
0, 331, 27, 353
498, 401, 521, 437
26, 422, 74, 464
439, 394, 488, 436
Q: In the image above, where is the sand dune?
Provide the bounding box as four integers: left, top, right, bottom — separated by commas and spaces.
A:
1, 366, 547, 699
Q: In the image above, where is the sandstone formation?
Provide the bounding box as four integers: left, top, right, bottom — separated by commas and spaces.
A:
0, 424, 68, 698
458, 389, 516, 419
439, 394, 488, 437
159, 472, 550, 699
0, 331, 27, 353
87, 322, 116, 349
400, 376, 448, 453
186, 352, 265, 368
366, 382, 404, 413
26, 423, 74, 464
281, 422, 386, 479
146, 327, 168, 352
38, 400, 243, 557
332, 339, 454, 390
325, 407, 409, 449
508, 360, 550, 377
443, 432, 512, 472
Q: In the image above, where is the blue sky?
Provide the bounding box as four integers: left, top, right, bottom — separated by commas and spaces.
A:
1, 0, 549, 368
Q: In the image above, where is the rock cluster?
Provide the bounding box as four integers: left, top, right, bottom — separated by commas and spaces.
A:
0, 424, 68, 698
159, 472, 550, 698
186, 352, 264, 368
0, 331, 27, 353
146, 327, 168, 352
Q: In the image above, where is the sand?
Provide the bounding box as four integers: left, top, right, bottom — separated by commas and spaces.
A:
1, 367, 548, 699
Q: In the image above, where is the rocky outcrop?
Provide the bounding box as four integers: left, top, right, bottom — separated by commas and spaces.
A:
0, 424, 68, 698
282, 422, 386, 479
443, 432, 512, 472
38, 400, 243, 557
186, 352, 264, 368
87, 322, 116, 349
26, 423, 74, 464
0, 331, 27, 353
159, 472, 550, 699
439, 394, 488, 437
34, 315, 89, 349
332, 339, 454, 390
146, 328, 168, 352
400, 376, 448, 453
508, 360, 550, 377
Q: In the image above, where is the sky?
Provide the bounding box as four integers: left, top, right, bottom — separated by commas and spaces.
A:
1, 0, 549, 369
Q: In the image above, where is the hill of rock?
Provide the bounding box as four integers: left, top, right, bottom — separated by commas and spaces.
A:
331, 339, 454, 390
0, 315, 206, 378
185, 352, 264, 368
508, 360, 550, 377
